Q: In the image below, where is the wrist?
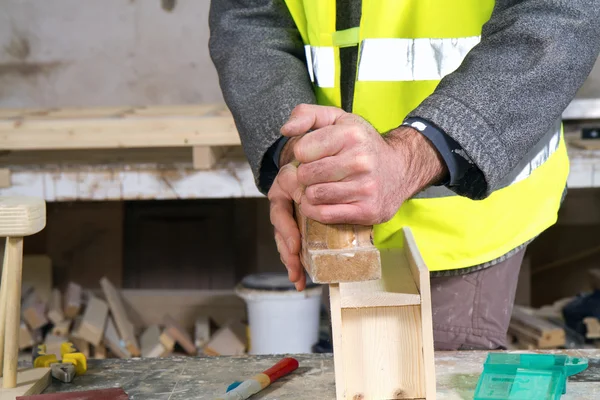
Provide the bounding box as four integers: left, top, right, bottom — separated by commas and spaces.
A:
384, 126, 448, 196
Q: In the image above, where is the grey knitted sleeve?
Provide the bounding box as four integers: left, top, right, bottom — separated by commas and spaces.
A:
209, 0, 316, 194
409, 0, 600, 199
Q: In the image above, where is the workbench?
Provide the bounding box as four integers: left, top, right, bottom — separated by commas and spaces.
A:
38, 350, 600, 399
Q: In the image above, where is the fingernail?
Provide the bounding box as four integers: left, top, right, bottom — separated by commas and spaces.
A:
287, 238, 296, 253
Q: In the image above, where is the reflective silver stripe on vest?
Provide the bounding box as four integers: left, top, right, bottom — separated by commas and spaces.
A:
510, 128, 561, 185
304, 45, 335, 88
357, 36, 481, 82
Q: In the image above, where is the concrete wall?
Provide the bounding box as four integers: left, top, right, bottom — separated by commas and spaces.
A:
0, 0, 223, 108
1, 1, 599, 108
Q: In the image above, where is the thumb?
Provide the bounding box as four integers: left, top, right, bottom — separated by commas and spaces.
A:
281, 104, 345, 137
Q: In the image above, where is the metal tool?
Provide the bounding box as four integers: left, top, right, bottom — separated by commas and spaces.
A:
32, 341, 87, 383
474, 353, 588, 400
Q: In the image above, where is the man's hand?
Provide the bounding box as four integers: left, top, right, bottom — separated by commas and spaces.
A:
268, 104, 447, 291
281, 104, 447, 224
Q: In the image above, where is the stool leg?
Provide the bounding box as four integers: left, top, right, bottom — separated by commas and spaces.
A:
3, 237, 23, 388
0, 238, 10, 377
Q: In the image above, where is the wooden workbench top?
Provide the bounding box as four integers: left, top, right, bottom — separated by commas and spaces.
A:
40, 350, 600, 399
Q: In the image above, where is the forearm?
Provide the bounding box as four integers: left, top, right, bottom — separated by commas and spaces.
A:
409, 0, 600, 198
209, 0, 316, 194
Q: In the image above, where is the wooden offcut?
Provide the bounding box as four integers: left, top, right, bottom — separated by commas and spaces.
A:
192, 146, 227, 170
294, 205, 381, 283
103, 317, 130, 359
64, 283, 82, 319
162, 315, 196, 356
194, 316, 211, 349
140, 325, 168, 358
50, 320, 71, 337
584, 317, 600, 339
203, 321, 246, 357
329, 229, 435, 400
21, 293, 48, 331
18, 322, 34, 350
509, 306, 565, 348
0, 368, 50, 399
0, 169, 10, 189
100, 277, 140, 356
71, 296, 108, 346
47, 289, 65, 325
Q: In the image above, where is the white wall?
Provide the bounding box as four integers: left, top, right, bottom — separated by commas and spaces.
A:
0, 0, 223, 108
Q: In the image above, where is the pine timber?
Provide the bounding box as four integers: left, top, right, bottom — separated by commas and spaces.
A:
100, 278, 140, 356
21, 293, 48, 331
140, 325, 167, 358
0, 104, 240, 150
194, 316, 211, 349
203, 321, 246, 356
103, 318, 130, 359
162, 315, 196, 356
64, 283, 82, 319
71, 296, 108, 346
0, 170, 10, 189
159, 330, 175, 354
0, 368, 50, 398
509, 306, 565, 348
584, 317, 600, 339
47, 290, 64, 325
294, 204, 381, 283
50, 320, 71, 337
18, 322, 34, 350
329, 228, 436, 400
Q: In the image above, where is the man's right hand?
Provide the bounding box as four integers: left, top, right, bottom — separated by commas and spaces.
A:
267, 137, 306, 291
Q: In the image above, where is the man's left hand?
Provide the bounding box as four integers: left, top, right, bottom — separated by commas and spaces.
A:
280, 104, 448, 225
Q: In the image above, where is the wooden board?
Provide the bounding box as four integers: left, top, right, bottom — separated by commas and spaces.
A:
64, 283, 82, 319
330, 228, 436, 400
295, 204, 381, 283
0, 197, 46, 237
47, 289, 64, 325
72, 296, 108, 346
140, 325, 167, 358
194, 316, 211, 349
0, 368, 51, 398
18, 322, 34, 350
203, 321, 246, 356
509, 306, 565, 348
0, 169, 10, 189
192, 146, 228, 170
100, 278, 140, 356
21, 292, 48, 330
103, 318, 130, 359
51, 320, 71, 337
0, 104, 241, 150
162, 315, 196, 356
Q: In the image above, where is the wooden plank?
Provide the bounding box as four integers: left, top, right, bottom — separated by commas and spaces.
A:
0, 169, 10, 188
192, 146, 228, 170
403, 228, 436, 400
93, 343, 107, 360
163, 315, 197, 356
47, 289, 64, 325
71, 296, 108, 346
21, 292, 48, 330
328, 285, 345, 400
103, 317, 130, 359
194, 316, 211, 349
22, 256, 52, 304
203, 321, 246, 356
0, 104, 241, 150
100, 277, 140, 356
64, 283, 82, 319
140, 325, 167, 358
509, 306, 565, 348
159, 330, 175, 354
339, 250, 420, 308
295, 204, 381, 283
18, 322, 34, 350
0, 368, 51, 398
584, 317, 600, 339
51, 319, 71, 337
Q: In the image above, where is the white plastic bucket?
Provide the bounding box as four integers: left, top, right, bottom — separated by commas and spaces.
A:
235, 273, 323, 355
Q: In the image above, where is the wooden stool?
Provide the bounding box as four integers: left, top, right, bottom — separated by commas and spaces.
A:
0, 197, 49, 396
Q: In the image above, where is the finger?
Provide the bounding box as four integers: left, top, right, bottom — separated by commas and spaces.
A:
281, 104, 345, 137
294, 125, 346, 163
304, 181, 366, 205
277, 164, 303, 204
297, 153, 374, 186
300, 201, 370, 225
295, 273, 306, 291
275, 231, 303, 282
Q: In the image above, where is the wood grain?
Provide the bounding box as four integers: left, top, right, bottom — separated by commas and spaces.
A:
0, 368, 50, 398
0, 197, 45, 237
72, 296, 108, 346
100, 278, 140, 356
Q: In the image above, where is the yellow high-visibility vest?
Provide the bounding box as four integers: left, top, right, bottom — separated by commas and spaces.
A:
284, 0, 569, 272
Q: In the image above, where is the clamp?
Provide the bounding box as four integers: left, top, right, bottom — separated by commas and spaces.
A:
32, 341, 87, 383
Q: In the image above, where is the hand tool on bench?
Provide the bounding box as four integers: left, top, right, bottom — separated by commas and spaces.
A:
32, 342, 87, 383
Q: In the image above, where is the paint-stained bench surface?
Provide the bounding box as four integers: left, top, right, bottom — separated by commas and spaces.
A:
38, 350, 600, 399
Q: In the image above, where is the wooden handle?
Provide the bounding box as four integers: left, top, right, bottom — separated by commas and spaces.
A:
3, 237, 23, 388
0, 238, 10, 376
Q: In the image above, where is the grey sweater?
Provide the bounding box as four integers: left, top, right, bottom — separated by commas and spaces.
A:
209, 0, 600, 197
